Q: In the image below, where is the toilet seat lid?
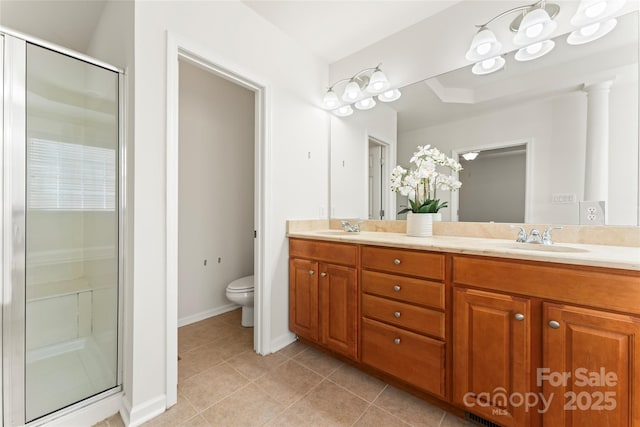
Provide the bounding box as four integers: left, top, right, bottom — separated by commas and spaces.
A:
227, 275, 254, 291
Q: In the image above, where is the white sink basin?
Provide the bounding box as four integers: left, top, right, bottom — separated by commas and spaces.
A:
498, 242, 589, 254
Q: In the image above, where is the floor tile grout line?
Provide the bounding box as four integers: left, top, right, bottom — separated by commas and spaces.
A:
349, 402, 373, 427
324, 375, 385, 406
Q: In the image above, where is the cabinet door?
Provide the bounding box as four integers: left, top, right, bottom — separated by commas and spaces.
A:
543, 303, 640, 427
319, 263, 358, 359
453, 288, 531, 427
289, 258, 319, 341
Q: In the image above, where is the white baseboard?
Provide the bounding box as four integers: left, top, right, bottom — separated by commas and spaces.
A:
270, 331, 297, 354
122, 394, 166, 427
178, 303, 240, 327
43, 392, 122, 427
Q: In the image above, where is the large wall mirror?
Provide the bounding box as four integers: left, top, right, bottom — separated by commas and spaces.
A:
330, 10, 639, 226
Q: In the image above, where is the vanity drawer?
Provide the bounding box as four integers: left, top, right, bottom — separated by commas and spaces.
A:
362, 270, 445, 310
361, 317, 445, 397
361, 246, 444, 280
290, 238, 357, 266
362, 294, 445, 339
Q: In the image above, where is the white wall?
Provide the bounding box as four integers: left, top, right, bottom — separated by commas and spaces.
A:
130, 1, 329, 422
178, 60, 254, 324
398, 83, 638, 225
330, 104, 397, 219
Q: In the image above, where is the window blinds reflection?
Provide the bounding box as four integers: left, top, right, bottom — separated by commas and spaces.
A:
27, 138, 116, 211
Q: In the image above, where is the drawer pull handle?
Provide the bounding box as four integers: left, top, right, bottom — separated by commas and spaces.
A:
394, 311, 401, 318
308, 270, 315, 276
320, 272, 327, 278
393, 285, 401, 292
514, 313, 525, 321
393, 259, 401, 265
394, 338, 401, 345
548, 320, 561, 329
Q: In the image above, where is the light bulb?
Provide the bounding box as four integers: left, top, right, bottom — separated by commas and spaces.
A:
526, 42, 543, 55
476, 42, 492, 56
371, 81, 384, 91
383, 90, 394, 98
585, 1, 607, 18
526, 23, 544, 38
322, 90, 339, 109
580, 22, 601, 36
482, 58, 496, 69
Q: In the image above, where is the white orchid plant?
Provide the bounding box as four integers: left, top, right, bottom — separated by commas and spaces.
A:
391, 145, 463, 214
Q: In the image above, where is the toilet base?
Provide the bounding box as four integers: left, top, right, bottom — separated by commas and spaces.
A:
241, 306, 254, 327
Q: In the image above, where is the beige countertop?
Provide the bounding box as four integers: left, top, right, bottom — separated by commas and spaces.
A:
287, 229, 640, 272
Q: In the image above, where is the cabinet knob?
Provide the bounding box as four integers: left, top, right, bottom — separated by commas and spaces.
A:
393, 258, 401, 265
394, 338, 401, 345
320, 272, 327, 278
308, 270, 315, 276
393, 285, 401, 292
548, 320, 561, 329
394, 311, 401, 318
514, 313, 525, 321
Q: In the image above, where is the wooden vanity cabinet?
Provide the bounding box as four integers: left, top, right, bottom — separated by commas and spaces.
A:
289, 238, 358, 359
360, 246, 447, 398
453, 255, 640, 427
543, 303, 640, 427
452, 288, 533, 427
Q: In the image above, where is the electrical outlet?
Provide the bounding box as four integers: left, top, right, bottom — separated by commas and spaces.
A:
579, 201, 605, 225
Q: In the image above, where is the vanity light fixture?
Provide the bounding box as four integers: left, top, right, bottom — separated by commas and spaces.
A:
466, 0, 624, 75
462, 151, 480, 161
322, 64, 401, 116
567, 0, 625, 45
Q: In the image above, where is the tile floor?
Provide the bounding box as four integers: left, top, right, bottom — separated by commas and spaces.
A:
97, 309, 475, 427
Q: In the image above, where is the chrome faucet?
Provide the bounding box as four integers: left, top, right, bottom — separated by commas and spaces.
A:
526, 229, 543, 244
542, 226, 562, 245
510, 225, 563, 245
341, 220, 362, 233
510, 225, 527, 243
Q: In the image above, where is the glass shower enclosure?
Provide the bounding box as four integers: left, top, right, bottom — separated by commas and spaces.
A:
2, 31, 123, 425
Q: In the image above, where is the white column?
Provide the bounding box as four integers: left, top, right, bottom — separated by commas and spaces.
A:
583, 80, 613, 202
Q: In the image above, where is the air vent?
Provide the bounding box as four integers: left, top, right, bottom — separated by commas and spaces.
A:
465, 412, 502, 427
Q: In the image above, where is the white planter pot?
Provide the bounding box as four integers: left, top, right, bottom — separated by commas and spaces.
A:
406, 212, 436, 237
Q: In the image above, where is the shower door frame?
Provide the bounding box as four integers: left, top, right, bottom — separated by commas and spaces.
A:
1, 28, 126, 427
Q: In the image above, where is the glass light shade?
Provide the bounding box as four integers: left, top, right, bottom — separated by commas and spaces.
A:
377, 88, 402, 102
465, 28, 503, 61
366, 70, 390, 93
333, 105, 354, 117
355, 97, 376, 110
471, 56, 505, 75
567, 18, 617, 45
322, 89, 339, 109
514, 39, 555, 61
570, 0, 625, 26
513, 8, 558, 46
342, 80, 363, 102
462, 152, 479, 161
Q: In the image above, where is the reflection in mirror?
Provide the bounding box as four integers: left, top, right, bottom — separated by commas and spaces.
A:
456, 144, 527, 223
330, 10, 638, 226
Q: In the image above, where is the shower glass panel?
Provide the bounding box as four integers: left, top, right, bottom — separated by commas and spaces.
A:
25, 43, 119, 422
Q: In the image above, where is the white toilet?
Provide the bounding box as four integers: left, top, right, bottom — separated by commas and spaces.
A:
225, 275, 254, 327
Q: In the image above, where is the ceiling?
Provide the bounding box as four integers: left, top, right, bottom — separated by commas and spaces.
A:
0, 0, 108, 54
242, 1, 460, 63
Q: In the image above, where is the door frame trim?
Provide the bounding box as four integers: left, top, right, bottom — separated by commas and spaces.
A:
165, 31, 270, 407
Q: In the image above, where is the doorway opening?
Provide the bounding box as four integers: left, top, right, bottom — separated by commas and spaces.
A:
367, 137, 390, 220
177, 57, 255, 328
166, 34, 268, 408
451, 140, 531, 223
